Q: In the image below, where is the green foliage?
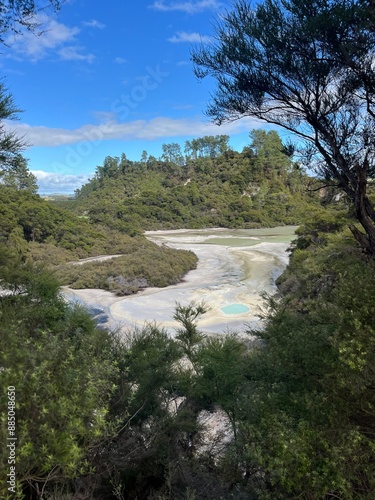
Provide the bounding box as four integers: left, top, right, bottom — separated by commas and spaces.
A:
122, 325, 182, 420
293, 206, 349, 249
5, 220, 375, 500
161, 142, 184, 165
194, 336, 246, 407
0, 185, 104, 252
174, 302, 207, 359
0, 254, 246, 500
85, 303, 251, 500
0, 184, 198, 295
0, 80, 38, 195
184, 135, 230, 159
249, 130, 292, 179
0, 252, 119, 498
55, 243, 198, 295
0, 81, 31, 188
0, 154, 38, 193
231, 231, 375, 498
192, 0, 375, 252
74, 131, 321, 231
2, 94, 373, 500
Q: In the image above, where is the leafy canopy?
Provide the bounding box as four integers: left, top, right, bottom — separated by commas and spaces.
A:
193, 0, 375, 253
0, 81, 38, 192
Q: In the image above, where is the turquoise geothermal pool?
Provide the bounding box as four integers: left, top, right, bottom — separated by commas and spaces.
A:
221, 303, 250, 315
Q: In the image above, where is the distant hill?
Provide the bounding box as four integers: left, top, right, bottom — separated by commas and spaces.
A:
73, 131, 322, 234
1, 130, 326, 297
41, 193, 75, 201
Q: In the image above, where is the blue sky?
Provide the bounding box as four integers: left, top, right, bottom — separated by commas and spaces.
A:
1, 0, 266, 194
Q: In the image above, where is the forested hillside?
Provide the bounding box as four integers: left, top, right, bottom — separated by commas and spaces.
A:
2, 0, 375, 498
73, 131, 322, 232
1, 129, 326, 295
0, 185, 198, 295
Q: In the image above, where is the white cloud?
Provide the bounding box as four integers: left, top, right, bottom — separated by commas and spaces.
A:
32, 170, 91, 194
168, 31, 211, 43
114, 57, 127, 64
151, 0, 221, 14
58, 46, 95, 63
83, 19, 106, 29
92, 111, 117, 123
5, 116, 262, 147
4, 13, 93, 62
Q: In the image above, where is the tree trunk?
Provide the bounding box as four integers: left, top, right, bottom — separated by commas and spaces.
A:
350, 164, 375, 255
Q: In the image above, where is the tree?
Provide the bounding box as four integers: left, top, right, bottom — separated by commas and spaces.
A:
0, 2, 67, 191
140, 149, 149, 163
249, 129, 292, 178
174, 302, 207, 361
0, 81, 25, 166
0, 82, 39, 192
185, 135, 230, 159
232, 230, 375, 498
161, 142, 184, 165
193, 0, 375, 253
0, 0, 65, 42
0, 251, 119, 497
95, 155, 121, 180
1, 154, 37, 192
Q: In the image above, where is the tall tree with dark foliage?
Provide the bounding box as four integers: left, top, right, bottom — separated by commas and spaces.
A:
193, 0, 375, 253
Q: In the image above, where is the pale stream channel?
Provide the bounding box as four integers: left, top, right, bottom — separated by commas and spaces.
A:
65, 226, 297, 336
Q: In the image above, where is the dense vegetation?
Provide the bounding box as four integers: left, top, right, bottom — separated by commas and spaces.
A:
1, 129, 322, 295
229, 226, 375, 498
193, 0, 375, 254
0, 185, 198, 295
2, 222, 375, 499
0, 249, 119, 499
73, 131, 321, 232
55, 245, 198, 295
1, 0, 375, 498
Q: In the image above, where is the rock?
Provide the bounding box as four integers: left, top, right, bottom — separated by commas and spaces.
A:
195, 406, 234, 460
107, 275, 149, 295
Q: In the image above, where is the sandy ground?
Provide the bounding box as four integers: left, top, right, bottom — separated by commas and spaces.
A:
63, 227, 294, 337
69, 254, 123, 266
